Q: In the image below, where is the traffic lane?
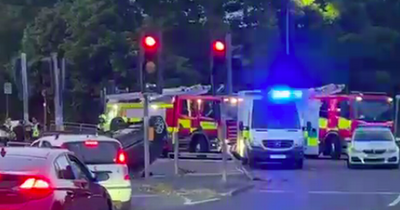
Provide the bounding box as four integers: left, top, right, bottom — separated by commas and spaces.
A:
250, 159, 400, 193
177, 190, 400, 210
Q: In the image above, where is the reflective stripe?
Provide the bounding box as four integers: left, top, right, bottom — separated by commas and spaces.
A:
319, 118, 328, 129
32, 125, 39, 137
167, 127, 174, 133
178, 119, 191, 129
243, 130, 250, 139
107, 103, 173, 109
200, 121, 218, 130
338, 117, 351, 129
308, 137, 319, 146
128, 118, 142, 123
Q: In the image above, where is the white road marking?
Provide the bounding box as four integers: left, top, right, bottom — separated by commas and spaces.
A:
388, 195, 400, 207
184, 172, 242, 177
183, 197, 221, 205
131, 194, 161, 198
259, 190, 400, 195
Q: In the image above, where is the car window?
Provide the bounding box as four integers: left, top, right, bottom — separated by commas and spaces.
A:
63, 141, 120, 164
354, 129, 394, 142
55, 155, 75, 180
42, 141, 52, 148
67, 155, 93, 181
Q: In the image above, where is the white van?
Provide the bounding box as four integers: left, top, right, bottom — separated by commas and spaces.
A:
236, 89, 305, 169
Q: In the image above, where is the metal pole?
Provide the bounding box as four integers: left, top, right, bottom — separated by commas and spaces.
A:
52, 53, 62, 131
21, 53, 29, 123
225, 33, 233, 95
395, 96, 400, 137
285, 1, 290, 55
174, 131, 179, 175
143, 93, 150, 179
5, 94, 9, 119
221, 121, 228, 183
43, 102, 47, 132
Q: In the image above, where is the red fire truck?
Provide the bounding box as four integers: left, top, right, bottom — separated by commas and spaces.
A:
315, 92, 394, 159
102, 85, 240, 154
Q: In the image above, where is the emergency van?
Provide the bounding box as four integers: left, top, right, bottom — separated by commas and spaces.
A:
235, 88, 305, 169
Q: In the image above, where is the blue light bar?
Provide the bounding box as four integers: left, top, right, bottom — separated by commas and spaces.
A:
270, 89, 303, 100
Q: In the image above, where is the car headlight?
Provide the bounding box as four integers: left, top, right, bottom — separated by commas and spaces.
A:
388, 148, 398, 153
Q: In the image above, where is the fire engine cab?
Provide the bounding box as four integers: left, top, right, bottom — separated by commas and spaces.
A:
315, 92, 394, 159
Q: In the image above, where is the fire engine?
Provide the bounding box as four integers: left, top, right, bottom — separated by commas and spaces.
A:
315, 91, 394, 159
100, 85, 240, 154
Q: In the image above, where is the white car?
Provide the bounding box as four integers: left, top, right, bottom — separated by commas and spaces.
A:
347, 126, 399, 169
31, 134, 132, 210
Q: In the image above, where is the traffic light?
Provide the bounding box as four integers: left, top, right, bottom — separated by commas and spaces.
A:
139, 33, 163, 93
210, 34, 233, 95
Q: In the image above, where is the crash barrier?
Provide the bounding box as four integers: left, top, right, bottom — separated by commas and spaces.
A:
5, 141, 31, 147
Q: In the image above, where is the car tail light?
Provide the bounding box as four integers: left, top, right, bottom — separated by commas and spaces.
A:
85, 140, 98, 147
19, 177, 53, 200
116, 150, 127, 164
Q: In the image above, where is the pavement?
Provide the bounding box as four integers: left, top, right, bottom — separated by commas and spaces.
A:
173, 158, 400, 210
130, 158, 253, 210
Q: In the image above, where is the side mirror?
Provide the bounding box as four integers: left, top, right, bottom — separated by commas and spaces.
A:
93, 172, 110, 182
239, 122, 244, 131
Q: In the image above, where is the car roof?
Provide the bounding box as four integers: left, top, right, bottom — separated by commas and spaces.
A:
0, 147, 70, 159
37, 134, 120, 147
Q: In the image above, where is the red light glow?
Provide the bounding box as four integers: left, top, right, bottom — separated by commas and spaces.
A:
144, 36, 157, 48
85, 140, 98, 147
116, 151, 126, 164
213, 41, 225, 52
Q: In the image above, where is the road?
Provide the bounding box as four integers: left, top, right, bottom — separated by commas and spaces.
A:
174, 159, 400, 210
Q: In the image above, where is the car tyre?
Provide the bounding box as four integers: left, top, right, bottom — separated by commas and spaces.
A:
331, 136, 342, 160
294, 159, 304, 169
390, 164, 399, 169
189, 135, 209, 153
347, 159, 354, 169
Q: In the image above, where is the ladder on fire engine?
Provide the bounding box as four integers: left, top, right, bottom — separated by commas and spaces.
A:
306, 84, 346, 97
106, 84, 211, 102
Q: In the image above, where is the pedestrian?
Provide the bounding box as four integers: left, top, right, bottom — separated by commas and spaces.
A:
31, 117, 41, 140
13, 120, 25, 142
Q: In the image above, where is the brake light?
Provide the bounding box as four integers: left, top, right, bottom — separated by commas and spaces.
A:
85, 140, 98, 147
19, 177, 52, 200
116, 150, 126, 164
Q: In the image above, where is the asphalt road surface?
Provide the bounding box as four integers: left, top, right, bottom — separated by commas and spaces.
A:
176, 159, 400, 210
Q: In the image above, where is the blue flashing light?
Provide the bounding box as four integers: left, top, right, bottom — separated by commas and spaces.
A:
270, 89, 303, 100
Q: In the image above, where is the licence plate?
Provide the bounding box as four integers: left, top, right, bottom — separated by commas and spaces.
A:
270, 155, 286, 159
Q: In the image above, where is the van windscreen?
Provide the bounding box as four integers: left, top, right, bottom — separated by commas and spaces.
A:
252, 100, 300, 129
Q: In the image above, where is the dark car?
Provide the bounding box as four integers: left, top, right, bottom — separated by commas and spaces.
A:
0, 147, 112, 210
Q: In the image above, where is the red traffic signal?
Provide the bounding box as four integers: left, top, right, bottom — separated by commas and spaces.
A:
213, 41, 225, 52
143, 36, 157, 48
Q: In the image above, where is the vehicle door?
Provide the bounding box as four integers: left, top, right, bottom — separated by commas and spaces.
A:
199, 99, 220, 138
54, 154, 81, 210
67, 154, 109, 210
177, 99, 198, 137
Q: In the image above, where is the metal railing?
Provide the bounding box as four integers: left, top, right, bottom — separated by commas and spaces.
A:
48, 121, 98, 135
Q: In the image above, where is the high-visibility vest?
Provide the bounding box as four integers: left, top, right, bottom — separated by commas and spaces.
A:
32, 124, 40, 137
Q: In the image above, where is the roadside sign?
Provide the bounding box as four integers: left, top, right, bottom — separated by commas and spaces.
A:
4, 83, 12, 95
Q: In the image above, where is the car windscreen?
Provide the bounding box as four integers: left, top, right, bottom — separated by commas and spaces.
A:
252, 100, 300, 129
354, 130, 394, 142
0, 156, 46, 172
355, 99, 393, 122
63, 141, 120, 164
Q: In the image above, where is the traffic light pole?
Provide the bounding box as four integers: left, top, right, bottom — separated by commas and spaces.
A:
143, 92, 150, 179
225, 33, 233, 95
